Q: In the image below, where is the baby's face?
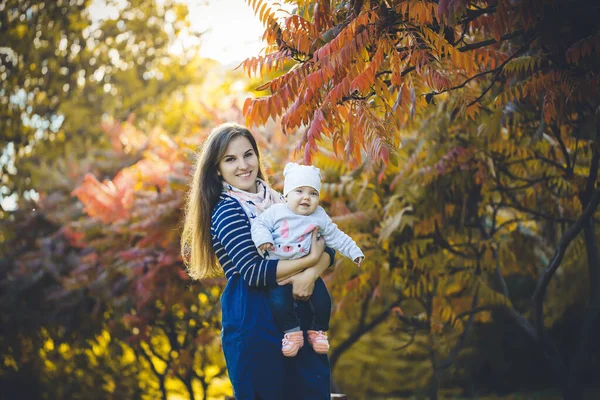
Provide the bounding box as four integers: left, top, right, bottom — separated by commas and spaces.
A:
286, 186, 320, 216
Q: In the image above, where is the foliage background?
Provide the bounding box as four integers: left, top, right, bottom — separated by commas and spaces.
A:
1, 0, 599, 399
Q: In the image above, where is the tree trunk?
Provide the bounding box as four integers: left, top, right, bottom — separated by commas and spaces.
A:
565, 218, 599, 400
201, 379, 209, 400
564, 148, 600, 400
138, 347, 168, 400
531, 185, 600, 398
184, 375, 196, 400
159, 376, 168, 400
428, 354, 439, 400
427, 328, 439, 400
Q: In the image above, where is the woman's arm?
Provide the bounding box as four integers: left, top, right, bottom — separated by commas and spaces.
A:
212, 202, 278, 287
285, 251, 332, 301
275, 228, 325, 280
279, 246, 334, 283
278, 241, 335, 301
212, 200, 323, 287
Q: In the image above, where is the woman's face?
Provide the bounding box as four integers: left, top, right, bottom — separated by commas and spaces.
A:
218, 136, 259, 193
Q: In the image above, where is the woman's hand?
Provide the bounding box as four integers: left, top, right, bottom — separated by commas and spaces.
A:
274, 228, 327, 283
306, 228, 325, 265
279, 268, 317, 301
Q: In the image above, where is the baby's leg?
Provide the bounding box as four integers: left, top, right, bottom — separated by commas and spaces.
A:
267, 285, 300, 332
307, 278, 331, 354
309, 277, 332, 331
267, 285, 303, 357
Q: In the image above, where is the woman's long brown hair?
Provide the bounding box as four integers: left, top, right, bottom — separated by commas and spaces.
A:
180, 123, 266, 280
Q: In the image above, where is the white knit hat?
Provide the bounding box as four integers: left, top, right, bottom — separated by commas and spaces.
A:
283, 162, 322, 196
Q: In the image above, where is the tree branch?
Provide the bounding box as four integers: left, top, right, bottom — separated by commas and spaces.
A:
467, 35, 536, 107
492, 247, 511, 298
139, 343, 169, 400
550, 124, 572, 173
532, 186, 600, 374
457, 29, 525, 52
456, 305, 496, 319
438, 285, 480, 370
532, 186, 600, 306
500, 304, 537, 340
567, 149, 599, 394
330, 300, 401, 368
393, 327, 417, 350
458, 6, 498, 26
495, 200, 574, 224
426, 66, 502, 98
431, 221, 474, 259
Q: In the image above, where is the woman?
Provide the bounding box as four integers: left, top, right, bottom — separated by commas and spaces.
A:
181, 123, 335, 399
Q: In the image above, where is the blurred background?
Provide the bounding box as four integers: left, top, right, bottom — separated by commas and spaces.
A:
1, 0, 599, 399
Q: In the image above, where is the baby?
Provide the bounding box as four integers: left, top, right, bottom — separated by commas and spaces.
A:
251, 162, 364, 357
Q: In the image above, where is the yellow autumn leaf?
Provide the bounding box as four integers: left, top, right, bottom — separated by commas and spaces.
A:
15, 24, 28, 38
445, 282, 463, 296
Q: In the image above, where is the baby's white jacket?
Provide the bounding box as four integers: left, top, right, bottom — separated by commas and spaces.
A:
251, 203, 364, 262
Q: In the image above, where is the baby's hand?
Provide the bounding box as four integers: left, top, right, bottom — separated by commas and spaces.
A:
354, 256, 364, 267
259, 243, 274, 252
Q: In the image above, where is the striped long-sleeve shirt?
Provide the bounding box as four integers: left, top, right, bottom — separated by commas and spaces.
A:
211, 194, 279, 288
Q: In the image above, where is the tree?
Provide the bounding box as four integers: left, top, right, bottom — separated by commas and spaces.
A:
1, 0, 204, 271
2, 107, 234, 399
1, 1, 238, 397
1, 0, 200, 197
0, 0, 89, 148
242, 0, 599, 398
70, 118, 229, 400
